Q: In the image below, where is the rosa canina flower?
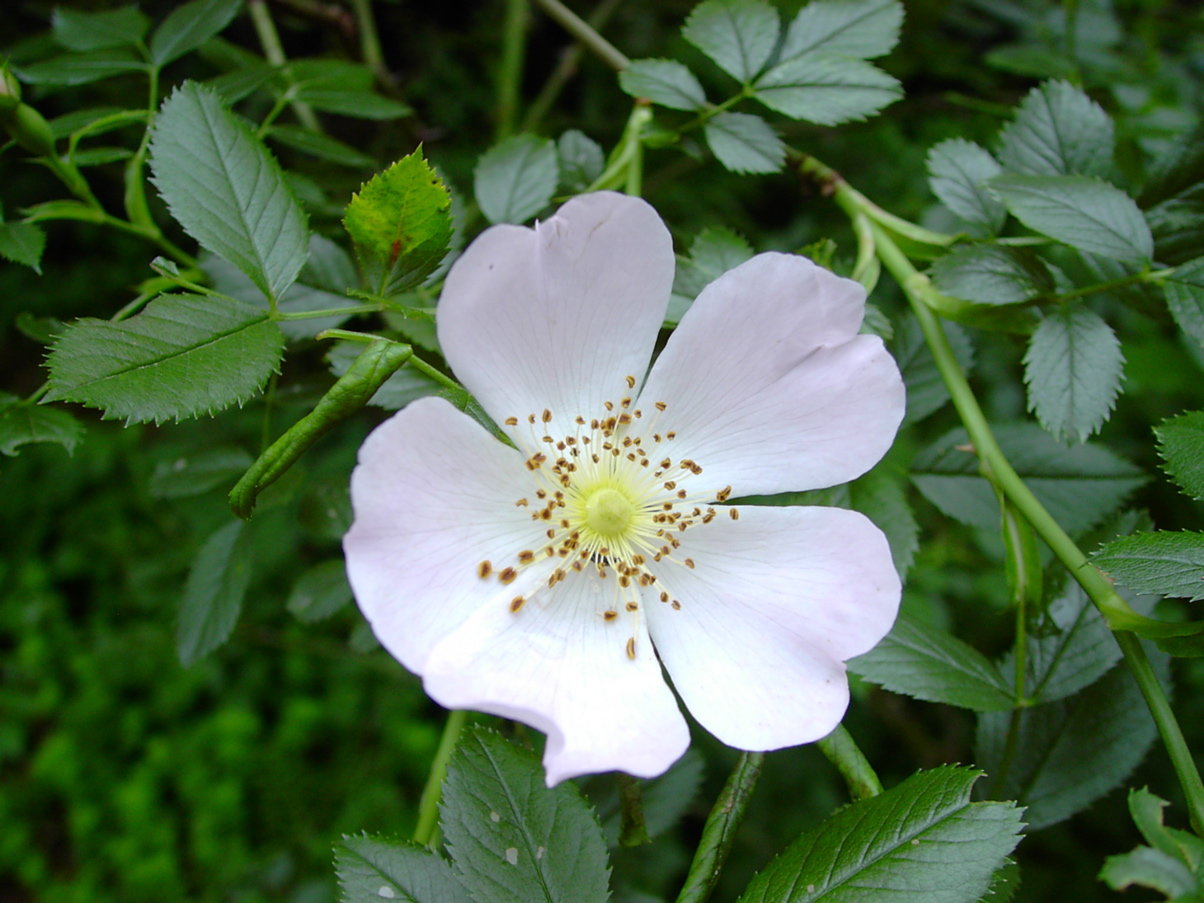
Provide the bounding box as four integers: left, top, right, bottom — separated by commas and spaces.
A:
344, 191, 905, 785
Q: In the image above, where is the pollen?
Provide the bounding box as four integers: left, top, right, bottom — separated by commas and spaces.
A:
487, 398, 735, 657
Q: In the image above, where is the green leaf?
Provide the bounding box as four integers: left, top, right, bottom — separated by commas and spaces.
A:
619, 59, 707, 110
335, 834, 471, 903
0, 393, 84, 457
683, 0, 780, 83
997, 80, 1114, 178
44, 294, 285, 424
52, 5, 149, 51
287, 60, 413, 120
344, 148, 454, 297
301, 91, 412, 120
753, 53, 900, 125
267, 124, 376, 167
149, 446, 254, 498
1147, 197, 1204, 268
848, 614, 1015, 711
975, 651, 1168, 830
1157, 409, 1204, 499
150, 82, 310, 302
440, 728, 611, 903
977, 650, 1165, 833
1140, 124, 1204, 210
704, 111, 784, 174
557, 130, 605, 193
1094, 532, 1204, 602
1016, 583, 1134, 705
14, 48, 147, 86
779, 0, 902, 62
150, 0, 242, 66
178, 519, 253, 665
1127, 788, 1204, 865
0, 221, 46, 273
286, 560, 352, 622
1023, 304, 1124, 443
326, 341, 440, 410
926, 139, 1006, 234
931, 244, 1055, 307
892, 316, 975, 426
737, 766, 1023, 903
990, 173, 1153, 264
912, 423, 1146, 535
668, 226, 755, 322
474, 133, 559, 225
1099, 846, 1200, 899
1164, 258, 1204, 349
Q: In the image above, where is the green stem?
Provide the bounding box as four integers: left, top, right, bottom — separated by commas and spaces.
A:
530, 0, 630, 70
347, 0, 387, 79
247, 0, 322, 131
1038, 266, 1174, 305
676, 89, 750, 135
275, 304, 380, 320
675, 752, 763, 903
617, 773, 650, 846
816, 724, 883, 800
1115, 632, 1204, 836
496, 0, 529, 139
414, 709, 469, 847
521, 0, 624, 132
862, 214, 1204, 836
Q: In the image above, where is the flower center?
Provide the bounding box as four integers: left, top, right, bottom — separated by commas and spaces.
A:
476, 379, 738, 660
583, 486, 635, 540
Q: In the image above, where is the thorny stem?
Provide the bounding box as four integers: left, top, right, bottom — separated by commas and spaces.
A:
675, 752, 763, 903
817, 724, 883, 801
414, 709, 469, 847
530, 0, 630, 71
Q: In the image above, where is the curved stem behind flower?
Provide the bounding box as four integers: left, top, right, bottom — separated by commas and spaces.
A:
674, 751, 763, 903
860, 214, 1204, 836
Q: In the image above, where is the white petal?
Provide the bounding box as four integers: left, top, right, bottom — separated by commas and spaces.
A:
424, 568, 691, 785
437, 191, 675, 438
645, 504, 900, 752
344, 396, 554, 675
639, 253, 905, 496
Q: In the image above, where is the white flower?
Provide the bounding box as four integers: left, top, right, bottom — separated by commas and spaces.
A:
344, 191, 905, 785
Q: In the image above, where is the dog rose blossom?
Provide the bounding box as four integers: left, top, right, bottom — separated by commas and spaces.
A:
344, 191, 905, 784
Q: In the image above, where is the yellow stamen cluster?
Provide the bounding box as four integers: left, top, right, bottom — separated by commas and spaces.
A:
477, 378, 738, 660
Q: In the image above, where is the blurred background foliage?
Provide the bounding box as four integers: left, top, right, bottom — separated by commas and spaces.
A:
2, 0, 1204, 901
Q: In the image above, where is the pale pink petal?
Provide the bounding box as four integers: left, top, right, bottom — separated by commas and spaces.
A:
437, 191, 675, 438
638, 253, 905, 497
424, 569, 691, 785
645, 504, 899, 751
344, 396, 555, 674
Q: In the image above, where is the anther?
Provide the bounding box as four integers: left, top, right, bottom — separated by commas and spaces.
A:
478, 561, 492, 578
625, 601, 638, 612
603, 610, 618, 621
505, 416, 518, 426
499, 567, 517, 584
509, 596, 526, 613
730, 508, 740, 520
626, 637, 636, 659
542, 409, 552, 423
625, 375, 636, 389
